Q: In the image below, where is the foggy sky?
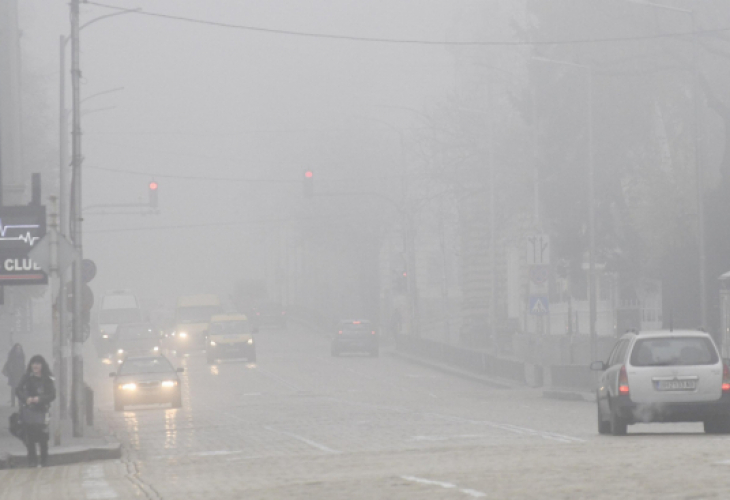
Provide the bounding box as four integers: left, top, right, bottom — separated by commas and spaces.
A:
18, 0, 503, 302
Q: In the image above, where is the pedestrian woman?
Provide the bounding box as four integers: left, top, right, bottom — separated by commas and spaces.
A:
2, 343, 25, 406
15, 355, 56, 467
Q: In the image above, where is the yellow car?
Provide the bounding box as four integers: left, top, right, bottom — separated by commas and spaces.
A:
205, 314, 256, 364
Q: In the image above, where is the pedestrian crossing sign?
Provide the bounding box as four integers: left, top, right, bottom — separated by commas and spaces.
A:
529, 295, 549, 315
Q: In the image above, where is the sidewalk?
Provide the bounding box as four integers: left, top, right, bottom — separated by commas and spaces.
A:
0, 398, 121, 469
0, 332, 121, 469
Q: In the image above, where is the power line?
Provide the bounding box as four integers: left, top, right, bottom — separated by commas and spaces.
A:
85, 165, 405, 183
87, 1, 728, 46
85, 165, 299, 184
85, 213, 389, 234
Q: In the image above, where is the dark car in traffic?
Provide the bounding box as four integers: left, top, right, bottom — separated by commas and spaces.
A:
110, 355, 183, 411
331, 320, 379, 357
253, 302, 287, 329
112, 323, 161, 364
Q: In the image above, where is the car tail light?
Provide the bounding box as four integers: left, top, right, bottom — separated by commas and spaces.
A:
281, 311, 286, 315
338, 330, 343, 335
722, 363, 730, 392
371, 331, 376, 335
618, 365, 630, 395
256, 312, 260, 316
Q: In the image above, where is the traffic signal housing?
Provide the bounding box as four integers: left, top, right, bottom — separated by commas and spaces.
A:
303, 170, 313, 198
149, 181, 159, 208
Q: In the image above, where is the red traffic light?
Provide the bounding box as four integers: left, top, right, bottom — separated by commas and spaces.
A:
304, 170, 313, 178
149, 181, 158, 190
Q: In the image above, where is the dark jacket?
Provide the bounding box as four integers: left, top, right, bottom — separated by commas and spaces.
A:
2, 348, 25, 388
15, 373, 56, 414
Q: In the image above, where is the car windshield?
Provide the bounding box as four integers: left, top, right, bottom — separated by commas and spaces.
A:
210, 321, 249, 335
99, 308, 142, 325
630, 337, 719, 367
118, 325, 157, 340
120, 357, 174, 375
177, 306, 221, 323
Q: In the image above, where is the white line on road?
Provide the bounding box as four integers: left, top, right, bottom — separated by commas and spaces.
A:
400, 475, 487, 498
427, 413, 585, 444
83, 463, 118, 499
411, 434, 496, 442
264, 425, 341, 454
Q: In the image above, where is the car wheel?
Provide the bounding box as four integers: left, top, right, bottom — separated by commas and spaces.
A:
597, 398, 611, 435
609, 400, 628, 436
704, 417, 730, 434
248, 350, 257, 363
114, 396, 123, 412
206, 354, 215, 365
331, 346, 339, 357
172, 390, 182, 409
370, 348, 379, 358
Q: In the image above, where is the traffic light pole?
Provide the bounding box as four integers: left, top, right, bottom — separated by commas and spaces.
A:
70, 0, 85, 437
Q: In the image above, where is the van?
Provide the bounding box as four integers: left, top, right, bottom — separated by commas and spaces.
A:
172, 294, 222, 351
97, 290, 143, 354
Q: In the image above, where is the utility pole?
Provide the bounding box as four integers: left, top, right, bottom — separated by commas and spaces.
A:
48, 197, 62, 446
58, 35, 70, 422
691, 11, 707, 331
587, 64, 597, 362
489, 79, 497, 349
70, 0, 84, 437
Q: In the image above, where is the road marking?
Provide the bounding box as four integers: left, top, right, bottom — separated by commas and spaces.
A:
264, 426, 340, 454
83, 463, 118, 499
411, 434, 495, 442
190, 450, 243, 457
254, 367, 305, 392
400, 475, 487, 498
427, 413, 585, 443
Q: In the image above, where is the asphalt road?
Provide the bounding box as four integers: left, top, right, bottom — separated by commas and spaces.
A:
3, 322, 730, 499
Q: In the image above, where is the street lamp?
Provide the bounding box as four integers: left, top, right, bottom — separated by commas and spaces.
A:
533, 56, 595, 359
60, 3, 138, 439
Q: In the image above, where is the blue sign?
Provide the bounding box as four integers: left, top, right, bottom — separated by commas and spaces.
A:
529, 295, 549, 315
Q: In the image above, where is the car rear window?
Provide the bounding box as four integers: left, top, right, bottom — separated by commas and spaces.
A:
630, 337, 719, 367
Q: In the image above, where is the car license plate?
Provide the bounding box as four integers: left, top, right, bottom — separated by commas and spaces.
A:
656, 380, 697, 391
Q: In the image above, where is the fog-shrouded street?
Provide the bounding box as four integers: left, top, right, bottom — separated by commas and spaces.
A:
3, 323, 730, 499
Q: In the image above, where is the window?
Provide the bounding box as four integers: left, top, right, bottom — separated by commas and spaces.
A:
630, 337, 719, 367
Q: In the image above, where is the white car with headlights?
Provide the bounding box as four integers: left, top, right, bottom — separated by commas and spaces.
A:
592, 330, 730, 435
110, 355, 183, 411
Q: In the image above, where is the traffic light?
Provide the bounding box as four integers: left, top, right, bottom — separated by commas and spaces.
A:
303, 170, 313, 198
148, 181, 158, 208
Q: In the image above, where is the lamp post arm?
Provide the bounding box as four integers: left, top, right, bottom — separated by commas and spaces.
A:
79, 8, 141, 31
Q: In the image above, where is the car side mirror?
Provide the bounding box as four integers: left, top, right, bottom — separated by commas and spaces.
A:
108, 372, 117, 377
176, 367, 184, 373
589, 361, 606, 372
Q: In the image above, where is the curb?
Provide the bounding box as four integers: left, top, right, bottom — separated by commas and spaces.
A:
0, 441, 122, 469
542, 389, 596, 403
390, 350, 517, 389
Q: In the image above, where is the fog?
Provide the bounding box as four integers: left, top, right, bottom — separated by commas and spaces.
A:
6, 1, 730, 496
